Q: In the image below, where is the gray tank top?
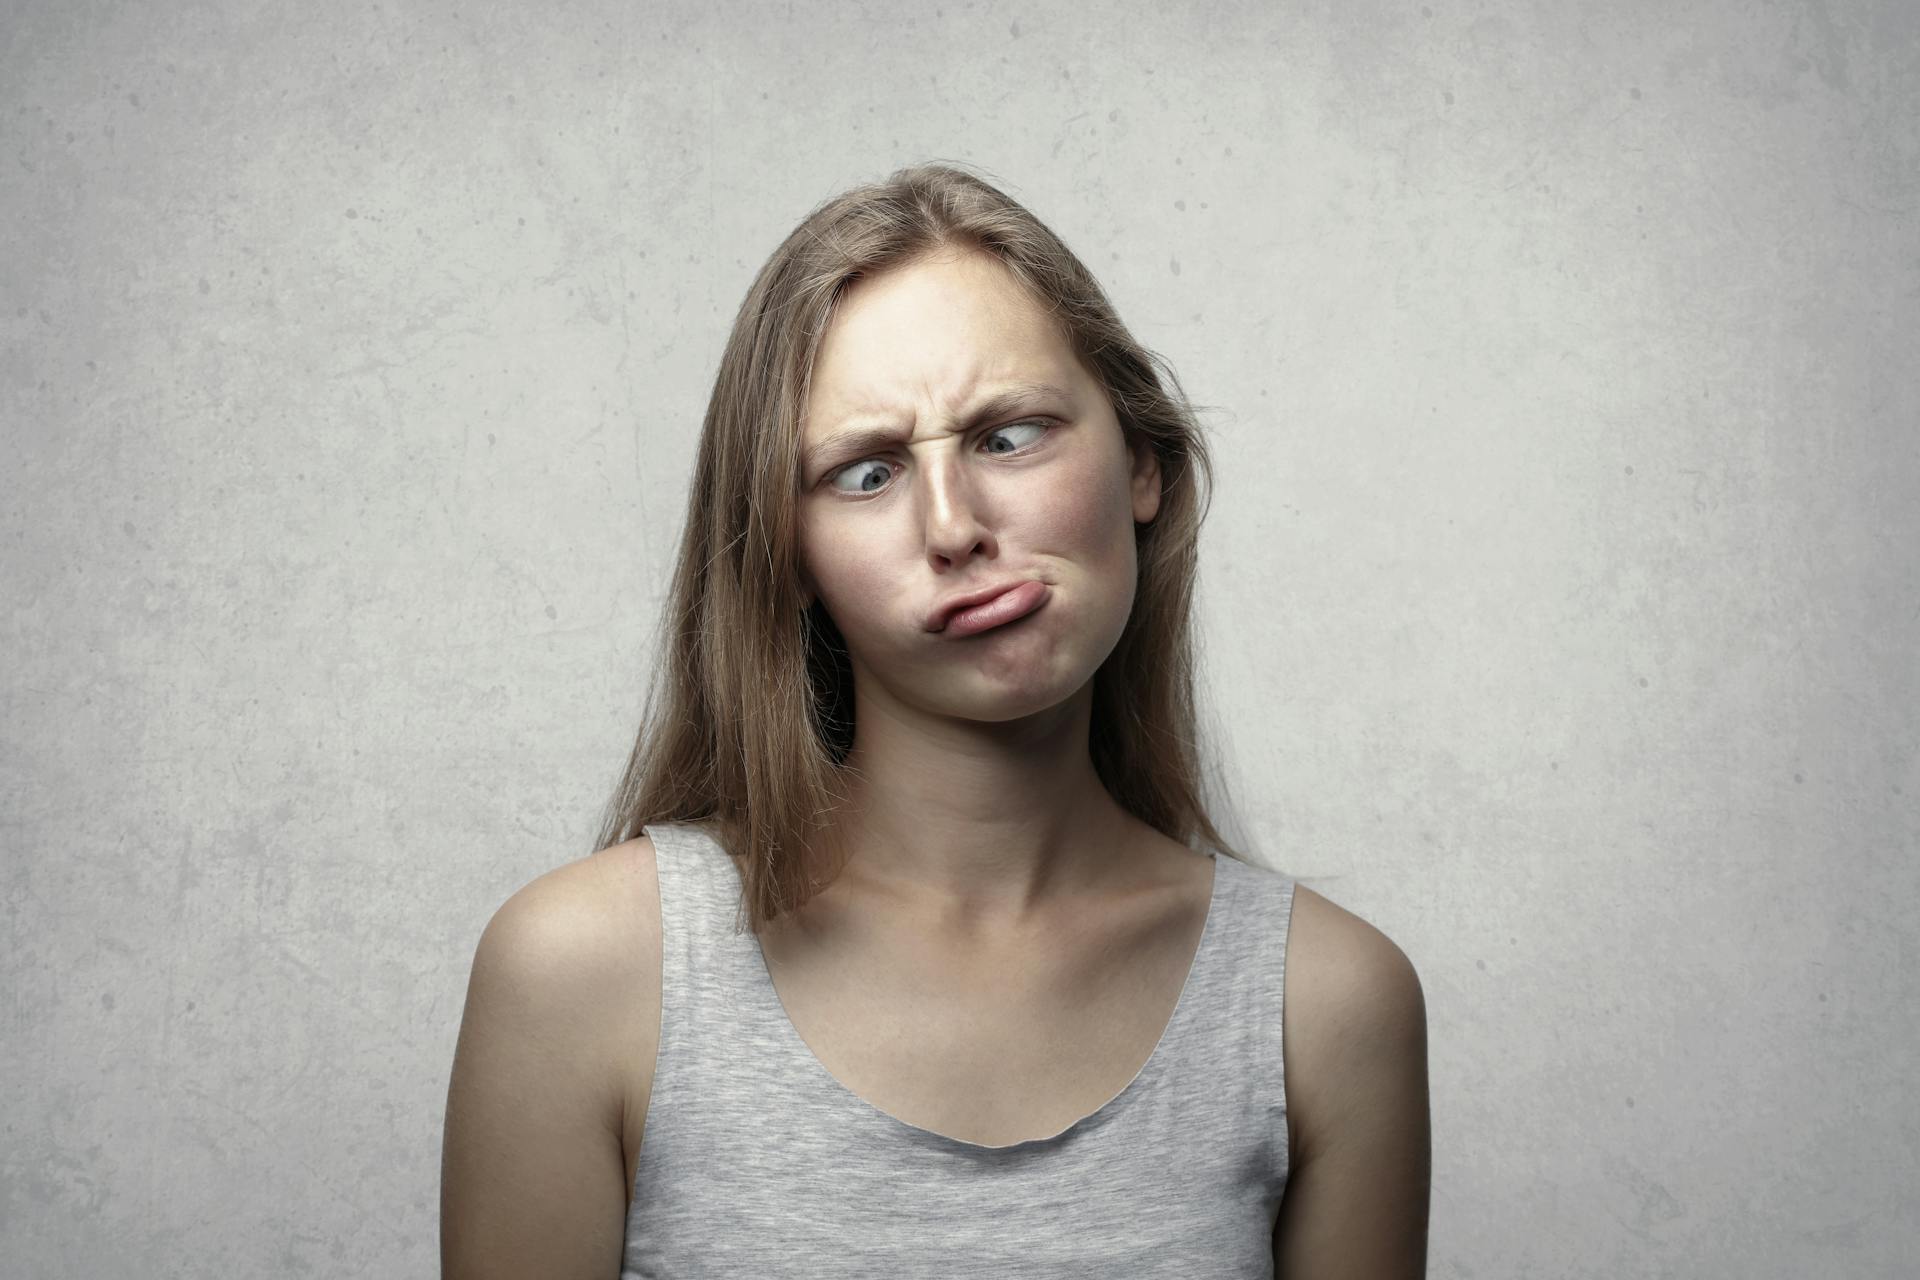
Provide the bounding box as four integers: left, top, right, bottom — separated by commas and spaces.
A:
621, 819, 1298, 1278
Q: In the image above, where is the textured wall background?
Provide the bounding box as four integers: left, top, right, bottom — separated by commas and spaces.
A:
4, 0, 1915, 1275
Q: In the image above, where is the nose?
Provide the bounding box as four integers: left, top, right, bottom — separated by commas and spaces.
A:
920, 446, 995, 568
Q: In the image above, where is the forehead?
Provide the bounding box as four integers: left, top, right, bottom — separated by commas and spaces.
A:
802, 248, 1083, 433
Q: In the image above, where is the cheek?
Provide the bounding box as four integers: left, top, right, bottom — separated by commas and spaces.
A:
801, 524, 891, 620
1038, 454, 1136, 557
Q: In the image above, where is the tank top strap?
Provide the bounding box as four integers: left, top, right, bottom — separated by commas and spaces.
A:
640, 820, 768, 1088
1181, 852, 1298, 1188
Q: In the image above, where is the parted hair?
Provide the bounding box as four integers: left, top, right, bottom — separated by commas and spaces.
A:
592, 161, 1247, 933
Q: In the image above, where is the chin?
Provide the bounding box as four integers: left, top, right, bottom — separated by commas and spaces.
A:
958, 651, 1103, 718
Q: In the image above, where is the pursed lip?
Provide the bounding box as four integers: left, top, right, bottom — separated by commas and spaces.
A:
925, 579, 1037, 633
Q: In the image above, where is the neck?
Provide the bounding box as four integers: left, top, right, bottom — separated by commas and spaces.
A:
821, 685, 1146, 934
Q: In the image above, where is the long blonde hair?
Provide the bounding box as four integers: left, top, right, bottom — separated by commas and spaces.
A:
593, 161, 1248, 932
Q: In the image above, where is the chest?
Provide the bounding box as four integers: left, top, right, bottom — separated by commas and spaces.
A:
619, 849, 1215, 1182
754, 913, 1205, 1147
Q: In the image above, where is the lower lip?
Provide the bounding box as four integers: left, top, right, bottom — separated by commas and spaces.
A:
943, 581, 1051, 638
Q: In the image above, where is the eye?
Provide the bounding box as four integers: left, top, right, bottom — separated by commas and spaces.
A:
826, 457, 895, 496
824, 420, 1052, 496
981, 420, 1048, 455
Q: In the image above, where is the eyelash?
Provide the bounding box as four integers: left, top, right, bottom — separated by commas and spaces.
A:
823, 420, 1053, 496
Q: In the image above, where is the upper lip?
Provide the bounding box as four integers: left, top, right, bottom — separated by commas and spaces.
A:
925, 579, 1035, 632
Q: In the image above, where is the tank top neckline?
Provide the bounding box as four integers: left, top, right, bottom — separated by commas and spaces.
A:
736, 842, 1227, 1155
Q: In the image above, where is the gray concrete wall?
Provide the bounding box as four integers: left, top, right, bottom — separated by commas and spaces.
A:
4, 1, 1914, 1275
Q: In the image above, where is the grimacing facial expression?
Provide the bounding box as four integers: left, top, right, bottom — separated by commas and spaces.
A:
796, 246, 1162, 726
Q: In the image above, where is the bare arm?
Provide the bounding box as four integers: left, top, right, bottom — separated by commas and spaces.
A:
441, 851, 649, 1279
1272, 886, 1432, 1276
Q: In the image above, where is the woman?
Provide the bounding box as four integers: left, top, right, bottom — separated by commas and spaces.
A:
442, 163, 1430, 1277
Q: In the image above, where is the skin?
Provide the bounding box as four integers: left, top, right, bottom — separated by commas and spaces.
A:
440, 243, 1431, 1278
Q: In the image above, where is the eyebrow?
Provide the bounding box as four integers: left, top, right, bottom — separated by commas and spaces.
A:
801, 379, 1075, 479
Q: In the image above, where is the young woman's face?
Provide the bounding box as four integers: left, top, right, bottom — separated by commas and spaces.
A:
796, 246, 1161, 725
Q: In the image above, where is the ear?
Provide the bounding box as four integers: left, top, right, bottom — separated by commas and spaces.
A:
1128, 431, 1163, 525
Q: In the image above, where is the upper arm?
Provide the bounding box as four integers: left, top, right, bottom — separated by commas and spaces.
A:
1272, 885, 1431, 1278
440, 842, 657, 1280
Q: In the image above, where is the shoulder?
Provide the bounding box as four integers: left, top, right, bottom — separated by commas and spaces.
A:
1281, 884, 1428, 1165
474, 833, 660, 998
1268, 884, 1431, 1268
441, 835, 664, 1271
459, 834, 663, 1113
